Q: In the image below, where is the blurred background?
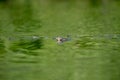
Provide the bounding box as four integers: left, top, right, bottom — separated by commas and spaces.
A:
0, 0, 120, 80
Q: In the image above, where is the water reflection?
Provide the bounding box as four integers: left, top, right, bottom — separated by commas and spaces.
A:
74, 36, 97, 48
89, 0, 102, 6
10, 36, 43, 55
0, 0, 8, 3
0, 38, 6, 57
8, 0, 42, 33
74, 35, 120, 50
0, 0, 120, 80
9, 53, 39, 63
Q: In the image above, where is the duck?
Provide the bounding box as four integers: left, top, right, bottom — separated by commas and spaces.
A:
55, 35, 71, 44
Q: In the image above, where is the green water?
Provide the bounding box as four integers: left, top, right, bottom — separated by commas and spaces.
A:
0, 0, 120, 80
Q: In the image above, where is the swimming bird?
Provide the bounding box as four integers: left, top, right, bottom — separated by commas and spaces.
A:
55, 35, 71, 44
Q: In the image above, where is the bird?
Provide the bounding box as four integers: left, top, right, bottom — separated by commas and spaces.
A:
55, 35, 71, 44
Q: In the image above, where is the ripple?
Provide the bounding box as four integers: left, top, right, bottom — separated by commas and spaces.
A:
74, 35, 120, 50
9, 37, 43, 56
10, 59, 38, 63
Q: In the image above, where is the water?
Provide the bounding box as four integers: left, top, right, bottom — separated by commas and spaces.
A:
0, 0, 120, 80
